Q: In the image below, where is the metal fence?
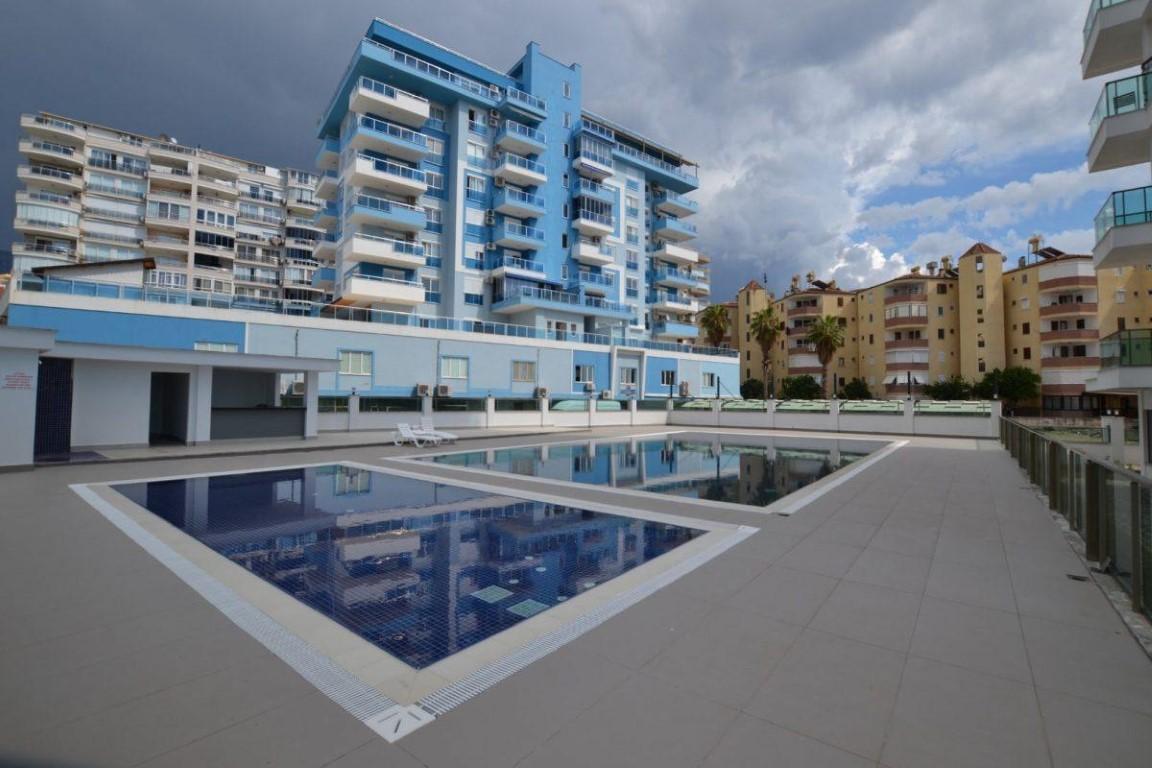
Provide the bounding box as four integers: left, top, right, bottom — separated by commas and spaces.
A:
1001, 418, 1151, 619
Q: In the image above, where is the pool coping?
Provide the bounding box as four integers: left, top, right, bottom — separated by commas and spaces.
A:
387, 429, 908, 518
69, 460, 756, 743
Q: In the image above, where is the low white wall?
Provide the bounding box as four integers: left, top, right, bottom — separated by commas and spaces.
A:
0, 345, 41, 468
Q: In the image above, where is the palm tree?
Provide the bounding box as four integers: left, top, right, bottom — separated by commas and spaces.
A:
805, 315, 846, 397
697, 304, 731, 349
748, 306, 780, 397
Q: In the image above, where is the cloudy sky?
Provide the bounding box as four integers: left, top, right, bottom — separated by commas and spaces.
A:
0, 0, 1139, 298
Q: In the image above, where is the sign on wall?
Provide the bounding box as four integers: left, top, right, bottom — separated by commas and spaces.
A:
1, 370, 34, 390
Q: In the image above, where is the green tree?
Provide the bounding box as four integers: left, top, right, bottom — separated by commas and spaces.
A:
740, 378, 765, 399
805, 315, 847, 397
973, 367, 1041, 408
780, 375, 823, 400
922, 375, 973, 401
838, 377, 872, 399
697, 304, 731, 349
749, 306, 781, 396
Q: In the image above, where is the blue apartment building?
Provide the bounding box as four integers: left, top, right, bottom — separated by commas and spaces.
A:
0, 19, 737, 466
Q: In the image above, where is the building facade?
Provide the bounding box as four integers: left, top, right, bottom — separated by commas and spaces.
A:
314, 19, 708, 350
733, 241, 1152, 413
0, 19, 735, 469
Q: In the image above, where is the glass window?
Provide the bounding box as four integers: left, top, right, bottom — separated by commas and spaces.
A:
574, 364, 595, 383
464, 292, 484, 306
660, 370, 675, 386
339, 351, 372, 376
620, 367, 638, 385
441, 356, 469, 379
512, 361, 536, 382
193, 341, 238, 353
702, 372, 717, 388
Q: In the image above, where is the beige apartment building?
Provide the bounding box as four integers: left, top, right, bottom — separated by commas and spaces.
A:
727, 241, 1151, 414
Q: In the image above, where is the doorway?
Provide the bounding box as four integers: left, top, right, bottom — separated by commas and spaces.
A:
34, 357, 73, 461
150, 372, 190, 445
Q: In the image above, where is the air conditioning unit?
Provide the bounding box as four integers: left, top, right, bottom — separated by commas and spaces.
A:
290, 381, 305, 395
488, 114, 500, 127
485, 242, 498, 251
484, 210, 496, 225
600, 389, 612, 399
678, 381, 691, 398
493, 177, 505, 187
489, 108, 501, 120
416, 383, 430, 397
534, 387, 549, 399
436, 384, 451, 397
583, 382, 596, 393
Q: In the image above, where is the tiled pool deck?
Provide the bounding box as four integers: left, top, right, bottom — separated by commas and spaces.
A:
1, 427, 1151, 767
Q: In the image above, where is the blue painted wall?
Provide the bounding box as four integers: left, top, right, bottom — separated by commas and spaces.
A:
8, 306, 246, 351
645, 355, 678, 395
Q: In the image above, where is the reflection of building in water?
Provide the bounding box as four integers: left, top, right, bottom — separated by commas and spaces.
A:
117, 464, 698, 669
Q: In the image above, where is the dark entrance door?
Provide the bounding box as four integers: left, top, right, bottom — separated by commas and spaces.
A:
150, 372, 190, 445
33, 357, 73, 461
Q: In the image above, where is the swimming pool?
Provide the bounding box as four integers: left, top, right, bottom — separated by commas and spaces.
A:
112, 464, 704, 669
419, 433, 887, 507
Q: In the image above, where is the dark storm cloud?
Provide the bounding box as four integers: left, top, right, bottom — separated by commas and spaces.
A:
0, 0, 1102, 300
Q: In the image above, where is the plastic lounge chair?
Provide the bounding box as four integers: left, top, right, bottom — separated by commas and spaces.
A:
418, 418, 458, 443
395, 423, 438, 447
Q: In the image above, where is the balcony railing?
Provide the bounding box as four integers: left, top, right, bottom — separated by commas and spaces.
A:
1101, 328, 1152, 367
358, 115, 427, 149
348, 232, 425, 257
343, 268, 422, 289
503, 87, 547, 113
576, 209, 614, 227
1084, 0, 1134, 42
89, 157, 147, 176
571, 271, 616, 287
1090, 71, 1150, 139
362, 38, 500, 101
27, 141, 76, 158
501, 120, 546, 144
27, 165, 76, 181
15, 273, 737, 357
497, 187, 545, 209
613, 144, 698, 181
501, 222, 545, 241
491, 255, 543, 272
356, 153, 426, 182
495, 153, 546, 175
347, 193, 423, 216
1095, 184, 1152, 242
28, 114, 77, 132
655, 190, 700, 213
1001, 418, 1152, 621
574, 178, 611, 198
357, 75, 429, 107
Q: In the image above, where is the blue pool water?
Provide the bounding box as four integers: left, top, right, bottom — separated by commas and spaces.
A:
114, 465, 702, 669
423, 434, 883, 507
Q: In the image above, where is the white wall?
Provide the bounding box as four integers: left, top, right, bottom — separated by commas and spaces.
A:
0, 346, 41, 467
71, 360, 153, 447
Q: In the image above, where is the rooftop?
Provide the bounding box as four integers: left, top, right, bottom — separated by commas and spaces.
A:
2, 425, 1149, 766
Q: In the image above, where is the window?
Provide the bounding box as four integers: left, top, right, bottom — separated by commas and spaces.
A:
626, 277, 639, 298
626, 250, 639, 270
193, 341, 238, 353
975, 256, 984, 273
465, 175, 486, 195
340, 351, 372, 376
563, 112, 572, 128
620, 366, 638, 386
426, 137, 445, 155
425, 171, 445, 191
512, 361, 536, 382
562, 172, 569, 188
1116, 290, 1127, 304
563, 81, 572, 99
575, 364, 595, 383
660, 369, 676, 386
937, 328, 945, 340
936, 283, 948, 295
464, 292, 484, 306
1019, 297, 1030, 310
440, 356, 469, 379
703, 372, 717, 389
422, 276, 440, 304
1022, 322, 1030, 335
976, 285, 984, 299
626, 225, 640, 245
1023, 347, 1032, 360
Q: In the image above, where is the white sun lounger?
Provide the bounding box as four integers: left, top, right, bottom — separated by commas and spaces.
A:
394, 423, 440, 447
418, 418, 458, 443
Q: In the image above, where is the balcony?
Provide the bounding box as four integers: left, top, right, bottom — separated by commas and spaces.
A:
1038, 275, 1097, 292
18, 164, 82, 193
315, 232, 337, 259
19, 140, 83, 168
1094, 185, 1152, 268
494, 221, 546, 250
13, 217, 79, 241
143, 233, 189, 253
315, 136, 339, 171
492, 153, 547, 186
1088, 72, 1152, 172
573, 178, 615, 205
144, 210, 190, 232
885, 338, 929, 350
197, 176, 239, 197
340, 269, 424, 307
348, 75, 430, 127
885, 314, 928, 328
20, 113, 83, 143
653, 267, 698, 290
651, 292, 700, 313
492, 286, 631, 320
885, 360, 930, 372
345, 194, 425, 232
317, 200, 339, 228
494, 187, 546, 218
573, 209, 615, 237
1040, 328, 1099, 343
885, 291, 926, 305
654, 191, 699, 218
653, 319, 699, 339
495, 120, 547, 155
348, 115, 429, 161
149, 165, 194, 188
1082, 0, 1151, 79
12, 242, 76, 261
572, 239, 616, 267
569, 270, 616, 295
612, 144, 698, 193
315, 173, 338, 204
653, 216, 697, 242
650, 241, 698, 266
788, 303, 822, 318
1039, 302, 1098, 318
499, 87, 547, 120
340, 233, 425, 269
572, 150, 614, 180
1042, 356, 1100, 369
347, 154, 426, 196
490, 255, 548, 281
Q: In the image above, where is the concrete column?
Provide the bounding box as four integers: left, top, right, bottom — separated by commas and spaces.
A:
421, 395, 434, 418
628, 398, 638, 426
831, 399, 841, 432
188, 365, 214, 445
347, 393, 360, 433
1140, 390, 1152, 478
989, 400, 1004, 440
540, 396, 551, 427
485, 396, 496, 430
902, 398, 916, 435
303, 370, 319, 440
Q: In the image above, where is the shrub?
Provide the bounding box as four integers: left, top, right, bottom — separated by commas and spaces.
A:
780, 375, 823, 400
740, 378, 765, 399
